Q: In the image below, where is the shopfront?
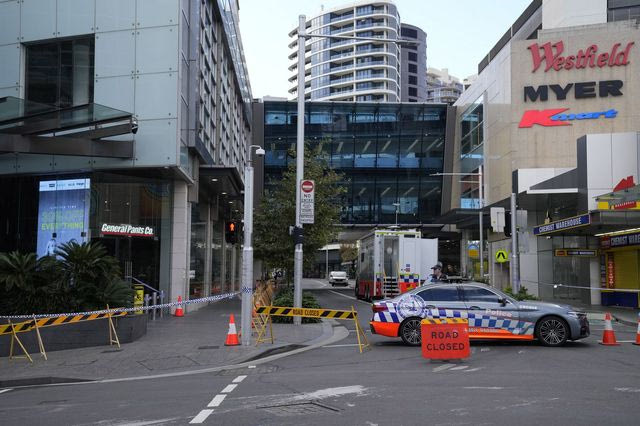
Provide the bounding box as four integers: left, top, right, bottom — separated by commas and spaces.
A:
0, 171, 173, 294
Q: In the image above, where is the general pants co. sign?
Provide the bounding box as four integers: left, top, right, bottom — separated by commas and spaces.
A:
300, 179, 315, 224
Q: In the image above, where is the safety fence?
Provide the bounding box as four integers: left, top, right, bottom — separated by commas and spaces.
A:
255, 305, 369, 353
1, 292, 238, 363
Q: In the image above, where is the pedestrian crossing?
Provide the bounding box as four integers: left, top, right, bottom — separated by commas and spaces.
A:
431, 364, 483, 373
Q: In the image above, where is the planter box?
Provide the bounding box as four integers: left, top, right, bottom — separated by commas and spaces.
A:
0, 314, 147, 357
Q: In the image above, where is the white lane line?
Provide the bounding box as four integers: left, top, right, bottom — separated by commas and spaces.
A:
465, 367, 483, 372
322, 344, 361, 348
328, 290, 371, 304
248, 365, 256, 369
207, 394, 227, 407
0, 389, 12, 395
433, 363, 455, 372
221, 384, 237, 393
615, 387, 640, 393
449, 365, 469, 371
189, 409, 214, 424
232, 375, 247, 383
464, 386, 504, 390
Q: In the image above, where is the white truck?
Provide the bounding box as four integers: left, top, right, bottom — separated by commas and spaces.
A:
355, 229, 438, 301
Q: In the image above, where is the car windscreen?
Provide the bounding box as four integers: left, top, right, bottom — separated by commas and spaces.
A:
330, 272, 347, 277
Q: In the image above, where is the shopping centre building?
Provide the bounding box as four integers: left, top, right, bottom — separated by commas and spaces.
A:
444, 0, 640, 307
0, 0, 252, 309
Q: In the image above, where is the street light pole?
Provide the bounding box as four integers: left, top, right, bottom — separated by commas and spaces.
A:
293, 15, 306, 325
241, 144, 264, 345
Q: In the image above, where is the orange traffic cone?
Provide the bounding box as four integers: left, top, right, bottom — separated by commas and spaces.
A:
600, 313, 619, 346
174, 296, 184, 317
225, 314, 240, 346
633, 314, 640, 346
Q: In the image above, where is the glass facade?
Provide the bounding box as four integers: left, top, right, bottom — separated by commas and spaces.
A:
459, 96, 484, 209
262, 101, 447, 224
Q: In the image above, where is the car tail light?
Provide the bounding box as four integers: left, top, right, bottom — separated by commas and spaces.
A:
372, 304, 388, 313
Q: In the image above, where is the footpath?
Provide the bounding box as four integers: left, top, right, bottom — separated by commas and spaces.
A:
0, 297, 337, 387
581, 304, 639, 326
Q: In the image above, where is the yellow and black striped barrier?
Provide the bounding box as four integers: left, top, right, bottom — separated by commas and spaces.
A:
0, 312, 127, 336
254, 305, 369, 353
421, 318, 468, 325
255, 306, 356, 320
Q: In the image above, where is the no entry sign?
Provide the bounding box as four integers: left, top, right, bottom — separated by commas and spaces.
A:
300, 180, 315, 224
421, 318, 470, 360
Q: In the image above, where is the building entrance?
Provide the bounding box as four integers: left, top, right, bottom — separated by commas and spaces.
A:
94, 235, 161, 290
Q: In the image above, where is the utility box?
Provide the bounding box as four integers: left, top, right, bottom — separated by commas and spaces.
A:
356, 229, 438, 300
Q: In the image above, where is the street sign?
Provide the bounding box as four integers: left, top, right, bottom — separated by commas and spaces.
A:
495, 249, 509, 263
300, 179, 315, 224
554, 249, 598, 257
421, 318, 470, 360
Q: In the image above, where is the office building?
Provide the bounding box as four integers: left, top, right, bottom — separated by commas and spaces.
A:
399, 24, 427, 102
0, 0, 252, 309
442, 0, 640, 307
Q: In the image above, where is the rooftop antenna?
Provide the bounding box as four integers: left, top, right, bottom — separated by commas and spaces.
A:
321, 4, 324, 11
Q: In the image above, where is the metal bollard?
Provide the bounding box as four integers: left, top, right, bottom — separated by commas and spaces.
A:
159, 290, 165, 318
152, 292, 157, 321
143, 294, 150, 317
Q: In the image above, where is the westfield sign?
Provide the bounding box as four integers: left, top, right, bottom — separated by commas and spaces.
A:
528, 41, 634, 72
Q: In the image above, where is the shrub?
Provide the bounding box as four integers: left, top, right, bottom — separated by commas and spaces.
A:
271, 287, 322, 324
504, 285, 538, 301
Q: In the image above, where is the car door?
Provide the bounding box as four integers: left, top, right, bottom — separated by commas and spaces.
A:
461, 285, 520, 337
416, 285, 466, 316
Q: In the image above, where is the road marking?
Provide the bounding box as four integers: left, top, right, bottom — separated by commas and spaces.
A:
465, 368, 483, 372
232, 375, 247, 383
464, 386, 504, 390
324, 342, 361, 347
328, 290, 371, 304
248, 365, 256, 369
449, 365, 469, 371
615, 387, 640, 393
433, 363, 456, 372
221, 384, 237, 393
0, 389, 12, 394
189, 409, 214, 424
208, 394, 227, 407
480, 347, 490, 352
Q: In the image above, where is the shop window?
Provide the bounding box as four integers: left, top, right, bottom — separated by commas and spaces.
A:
26, 37, 95, 107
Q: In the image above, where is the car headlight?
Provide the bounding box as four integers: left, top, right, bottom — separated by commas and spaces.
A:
567, 311, 583, 318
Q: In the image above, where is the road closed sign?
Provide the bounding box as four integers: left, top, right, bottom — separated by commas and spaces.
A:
421, 318, 470, 360
300, 179, 315, 224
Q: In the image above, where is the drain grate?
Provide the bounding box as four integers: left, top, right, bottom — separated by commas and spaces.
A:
244, 344, 305, 362
198, 345, 220, 350
259, 401, 340, 416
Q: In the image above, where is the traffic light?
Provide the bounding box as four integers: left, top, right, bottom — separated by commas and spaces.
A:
504, 211, 512, 237
225, 221, 239, 244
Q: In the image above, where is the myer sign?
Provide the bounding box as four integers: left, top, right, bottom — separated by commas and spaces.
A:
300, 180, 315, 224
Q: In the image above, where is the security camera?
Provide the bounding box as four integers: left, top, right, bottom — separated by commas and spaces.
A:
255, 147, 265, 156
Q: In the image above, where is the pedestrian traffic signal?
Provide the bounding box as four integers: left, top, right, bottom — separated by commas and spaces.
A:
504, 211, 512, 237
225, 221, 239, 244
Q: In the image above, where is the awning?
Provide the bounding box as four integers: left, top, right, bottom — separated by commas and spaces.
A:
0, 97, 135, 158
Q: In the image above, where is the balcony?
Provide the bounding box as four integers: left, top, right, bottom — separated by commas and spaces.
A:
330, 51, 354, 60
329, 63, 355, 73
330, 25, 354, 35
330, 75, 354, 85
356, 60, 386, 68
355, 72, 385, 80
330, 86, 354, 95
330, 13, 353, 23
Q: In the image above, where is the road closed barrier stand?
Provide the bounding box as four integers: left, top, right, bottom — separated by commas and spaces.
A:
421, 318, 470, 360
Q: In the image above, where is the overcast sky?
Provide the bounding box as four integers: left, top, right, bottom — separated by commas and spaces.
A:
238, 0, 532, 99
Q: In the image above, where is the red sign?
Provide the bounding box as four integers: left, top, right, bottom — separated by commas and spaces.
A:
301, 180, 314, 193
528, 41, 634, 73
607, 254, 615, 289
421, 320, 470, 360
519, 108, 618, 128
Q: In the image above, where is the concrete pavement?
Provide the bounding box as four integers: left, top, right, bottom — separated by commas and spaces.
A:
0, 295, 338, 386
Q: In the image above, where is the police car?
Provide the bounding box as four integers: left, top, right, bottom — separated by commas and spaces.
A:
370, 282, 589, 347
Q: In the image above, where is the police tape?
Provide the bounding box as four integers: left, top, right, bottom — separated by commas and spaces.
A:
0, 292, 239, 320
540, 282, 640, 293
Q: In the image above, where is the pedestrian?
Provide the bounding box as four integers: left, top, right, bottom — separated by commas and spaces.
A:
429, 261, 447, 282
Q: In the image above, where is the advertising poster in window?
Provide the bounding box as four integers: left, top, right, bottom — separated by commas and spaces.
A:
36, 179, 91, 258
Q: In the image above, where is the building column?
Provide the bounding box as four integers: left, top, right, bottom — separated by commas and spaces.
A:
203, 202, 212, 298
590, 256, 602, 306
170, 181, 190, 308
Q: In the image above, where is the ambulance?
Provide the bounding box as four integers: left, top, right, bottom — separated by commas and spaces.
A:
355, 229, 438, 301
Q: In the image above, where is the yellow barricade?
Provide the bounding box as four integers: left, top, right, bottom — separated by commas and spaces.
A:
254, 305, 369, 353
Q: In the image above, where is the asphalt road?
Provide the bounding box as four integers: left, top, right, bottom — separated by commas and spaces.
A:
2, 287, 640, 425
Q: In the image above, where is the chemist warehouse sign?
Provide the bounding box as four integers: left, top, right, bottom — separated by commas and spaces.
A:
518, 40, 634, 128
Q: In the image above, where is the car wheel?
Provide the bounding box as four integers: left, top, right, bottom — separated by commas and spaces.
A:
355, 283, 360, 299
400, 317, 422, 346
536, 316, 569, 347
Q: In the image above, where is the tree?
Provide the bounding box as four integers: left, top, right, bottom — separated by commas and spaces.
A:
254, 141, 346, 281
